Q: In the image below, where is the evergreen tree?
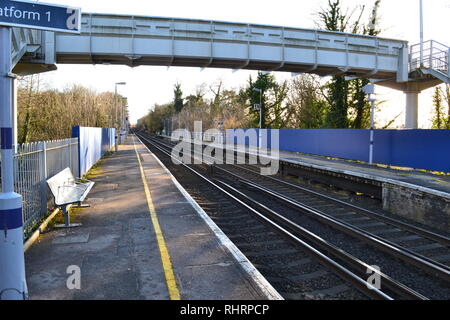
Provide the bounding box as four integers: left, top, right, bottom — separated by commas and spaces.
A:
319, 0, 382, 129
431, 86, 450, 129
173, 83, 184, 113
242, 72, 278, 129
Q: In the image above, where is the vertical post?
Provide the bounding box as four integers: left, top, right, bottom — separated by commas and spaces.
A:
363, 84, 376, 165
12, 79, 18, 153
429, 40, 433, 69
253, 87, 263, 149
419, 0, 424, 67
62, 206, 70, 228
0, 27, 27, 300
115, 128, 118, 152
71, 126, 81, 178
259, 91, 262, 149
68, 139, 72, 172
114, 85, 118, 133
39, 141, 48, 215
369, 96, 375, 165
405, 91, 420, 129
447, 48, 450, 78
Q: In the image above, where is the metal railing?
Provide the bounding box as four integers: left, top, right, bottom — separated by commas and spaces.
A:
0, 138, 79, 237
410, 40, 449, 74
11, 27, 41, 67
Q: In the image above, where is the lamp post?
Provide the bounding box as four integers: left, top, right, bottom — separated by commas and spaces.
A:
114, 82, 126, 148
363, 84, 376, 165
252, 88, 263, 148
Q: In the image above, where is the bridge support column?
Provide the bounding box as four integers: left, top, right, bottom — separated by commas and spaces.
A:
404, 83, 421, 129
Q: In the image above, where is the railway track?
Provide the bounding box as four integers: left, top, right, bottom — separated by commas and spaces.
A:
213, 165, 450, 280
135, 132, 450, 300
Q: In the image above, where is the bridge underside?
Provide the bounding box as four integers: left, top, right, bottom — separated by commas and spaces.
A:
12, 13, 409, 83
52, 53, 396, 80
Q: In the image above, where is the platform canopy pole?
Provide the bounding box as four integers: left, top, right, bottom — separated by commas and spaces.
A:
0, 26, 27, 300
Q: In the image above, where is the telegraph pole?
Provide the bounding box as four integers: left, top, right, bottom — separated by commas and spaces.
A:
0, 26, 27, 300
420, 0, 424, 66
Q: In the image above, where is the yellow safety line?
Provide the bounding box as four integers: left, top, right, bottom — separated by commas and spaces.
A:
433, 178, 450, 185
133, 137, 181, 300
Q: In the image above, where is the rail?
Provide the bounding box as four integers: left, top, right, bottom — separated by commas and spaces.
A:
410, 40, 449, 75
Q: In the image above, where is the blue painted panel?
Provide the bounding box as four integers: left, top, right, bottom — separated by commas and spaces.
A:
72, 126, 116, 176
373, 130, 450, 172
227, 128, 450, 173
279, 129, 371, 162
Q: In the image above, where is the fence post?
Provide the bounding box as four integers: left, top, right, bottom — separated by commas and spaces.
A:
429, 41, 433, 69
447, 48, 450, 78
38, 141, 48, 215
68, 139, 71, 171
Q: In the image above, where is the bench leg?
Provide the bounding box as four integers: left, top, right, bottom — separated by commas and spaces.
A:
54, 205, 82, 229
71, 201, 90, 209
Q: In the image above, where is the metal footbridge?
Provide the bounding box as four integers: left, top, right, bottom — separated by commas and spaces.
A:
10, 13, 450, 127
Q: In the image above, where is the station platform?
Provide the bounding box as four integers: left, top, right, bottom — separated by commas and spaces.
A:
24, 135, 280, 300
162, 134, 450, 233
255, 147, 450, 233
268, 146, 450, 196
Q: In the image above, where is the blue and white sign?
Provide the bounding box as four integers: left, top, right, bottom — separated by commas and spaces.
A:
0, 0, 81, 33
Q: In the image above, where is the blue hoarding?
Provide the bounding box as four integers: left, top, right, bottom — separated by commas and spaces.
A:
0, 0, 81, 33
227, 129, 450, 173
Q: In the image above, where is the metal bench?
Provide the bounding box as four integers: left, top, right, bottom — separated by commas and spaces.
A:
46, 168, 95, 228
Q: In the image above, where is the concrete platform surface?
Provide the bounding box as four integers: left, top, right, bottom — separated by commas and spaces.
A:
25, 136, 277, 300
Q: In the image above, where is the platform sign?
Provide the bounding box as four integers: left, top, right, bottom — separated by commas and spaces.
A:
0, 0, 81, 33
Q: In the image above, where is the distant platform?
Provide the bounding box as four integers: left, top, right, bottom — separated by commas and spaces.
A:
160, 134, 450, 234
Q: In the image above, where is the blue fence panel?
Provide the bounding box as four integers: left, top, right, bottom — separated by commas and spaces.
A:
226, 129, 273, 148
227, 128, 450, 173
373, 130, 450, 173
279, 129, 370, 162
72, 126, 116, 177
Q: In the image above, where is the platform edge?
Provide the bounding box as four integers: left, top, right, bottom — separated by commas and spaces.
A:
135, 135, 284, 301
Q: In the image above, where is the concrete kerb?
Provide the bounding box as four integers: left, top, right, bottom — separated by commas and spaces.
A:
135, 135, 284, 300
23, 206, 69, 253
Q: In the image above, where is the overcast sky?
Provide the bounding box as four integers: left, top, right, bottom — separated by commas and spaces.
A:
36, 0, 450, 127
